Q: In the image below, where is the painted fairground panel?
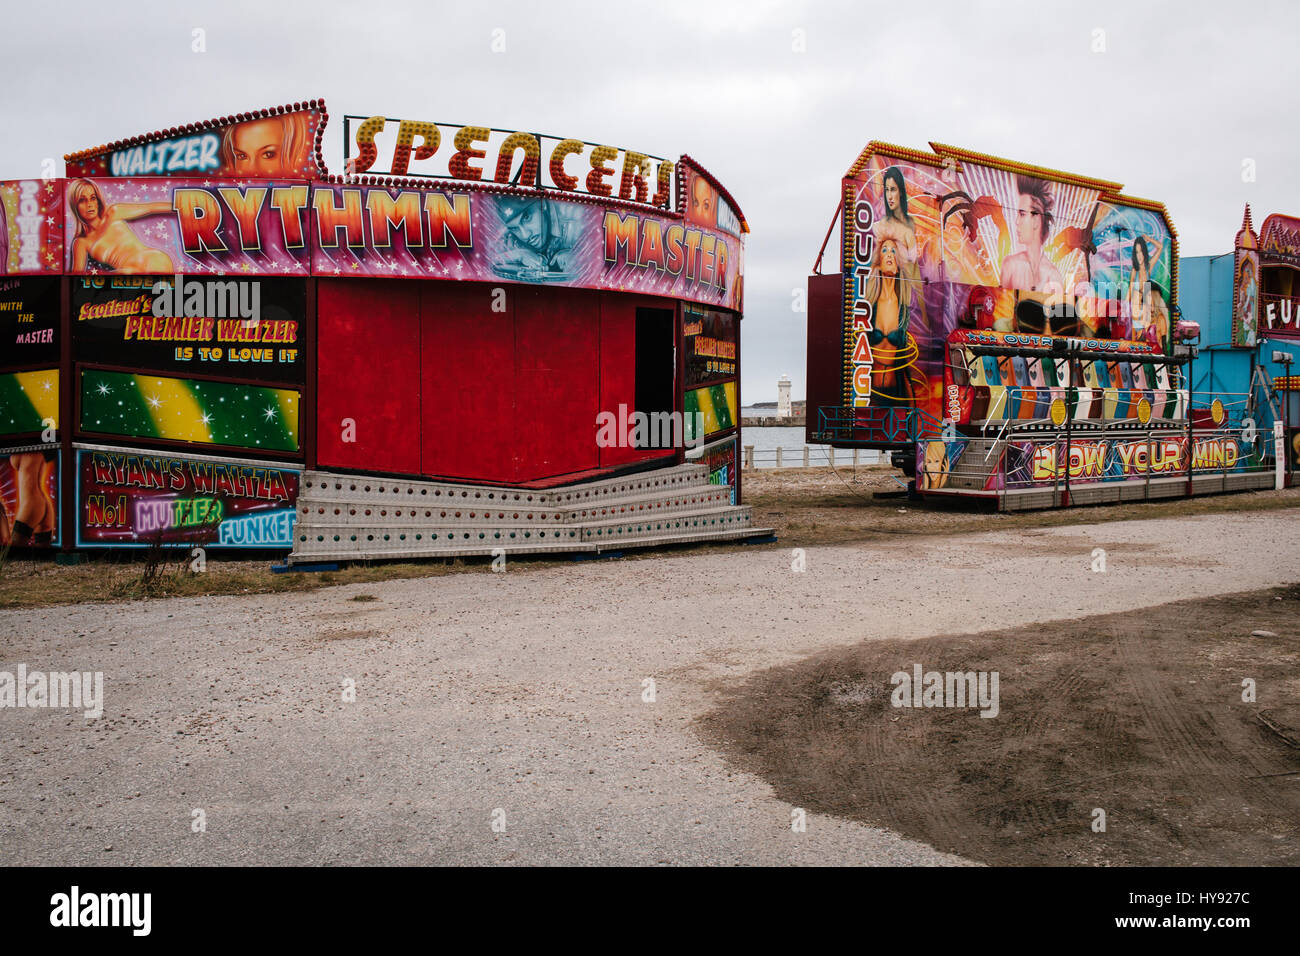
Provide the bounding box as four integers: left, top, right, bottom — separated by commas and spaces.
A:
1259, 213, 1300, 267
75, 449, 298, 549
1258, 214, 1300, 339
1234, 252, 1261, 348
840, 159, 940, 418
1, 180, 64, 275
62, 178, 312, 277
918, 425, 1255, 493
78, 370, 299, 455
308, 185, 742, 311
1232, 210, 1260, 348
683, 381, 738, 445
0, 277, 60, 445
55, 177, 744, 310
684, 307, 737, 388
841, 151, 1174, 438
71, 276, 305, 386
0, 369, 58, 440
0, 449, 60, 548
682, 164, 744, 239
66, 109, 323, 181
2, 276, 60, 368
698, 434, 738, 504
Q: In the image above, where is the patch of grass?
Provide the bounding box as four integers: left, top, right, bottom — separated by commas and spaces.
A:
0, 556, 466, 610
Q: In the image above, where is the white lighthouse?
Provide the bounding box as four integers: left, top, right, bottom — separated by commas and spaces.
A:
777, 374, 792, 419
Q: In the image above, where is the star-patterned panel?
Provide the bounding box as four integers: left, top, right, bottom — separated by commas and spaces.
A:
80, 370, 298, 453
0, 180, 64, 276
684, 380, 738, 442
0, 369, 59, 437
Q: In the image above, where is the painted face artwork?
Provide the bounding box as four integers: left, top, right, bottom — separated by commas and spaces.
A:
230, 119, 284, 177
1016, 193, 1043, 248
75, 189, 100, 222
885, 177, 900, 214
880, 240, 898, 276
508, 202, 548, 251
691, 177, 716, 226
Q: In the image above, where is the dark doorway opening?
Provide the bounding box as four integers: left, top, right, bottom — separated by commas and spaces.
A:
634, 307, 676, 449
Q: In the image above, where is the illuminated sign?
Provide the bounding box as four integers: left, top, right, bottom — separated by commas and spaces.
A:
111, 134, 222, 177
843, 186, 875, 406
948, 328, 1158, 354
60, 180, 742, 309
1259, 214, 1300, 267
66, 107, 323, 181
346, 116, 674, 209
1030, 437, 1240, 482
1262, 294, 1300, 337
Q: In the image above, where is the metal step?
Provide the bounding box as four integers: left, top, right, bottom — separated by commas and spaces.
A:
295, 485, 736, 528
289, 464, 767, 564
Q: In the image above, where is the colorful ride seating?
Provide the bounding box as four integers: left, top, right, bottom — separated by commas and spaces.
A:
950, 348, 1184, 425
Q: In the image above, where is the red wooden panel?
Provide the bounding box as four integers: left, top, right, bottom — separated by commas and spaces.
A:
421, 281, 517, 482
599, 294, 639, 468
316, 278, 421, 475
806, 272, 843, 443
513, 287, 600, 482
598, 294, 678, 469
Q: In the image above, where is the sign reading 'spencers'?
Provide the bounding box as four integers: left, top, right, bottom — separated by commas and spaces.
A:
346, 116, 674, 210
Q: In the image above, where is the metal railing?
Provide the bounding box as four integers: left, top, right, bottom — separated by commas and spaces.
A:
741, 446, 883, 470
812, 405, 943, 447
916, 390, 1280, 504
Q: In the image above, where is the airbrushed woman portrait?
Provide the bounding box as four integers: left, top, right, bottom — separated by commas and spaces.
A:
865, 237, 927, 406
872, 166, 920, 273
1235, 256, 1257, 347
1128, 235, 1169, 345
688, 175, 718, 229
68, 179, 174, 273
220, 113, 312, 178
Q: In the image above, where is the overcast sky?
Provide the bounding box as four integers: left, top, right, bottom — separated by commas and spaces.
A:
4, 0, 1297, 401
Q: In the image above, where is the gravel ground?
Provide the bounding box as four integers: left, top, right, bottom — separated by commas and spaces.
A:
3, 508, 1299, 866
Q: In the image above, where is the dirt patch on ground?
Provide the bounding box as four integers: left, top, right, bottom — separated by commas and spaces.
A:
314, 628, 387, 642
699, 583, 1300, 866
